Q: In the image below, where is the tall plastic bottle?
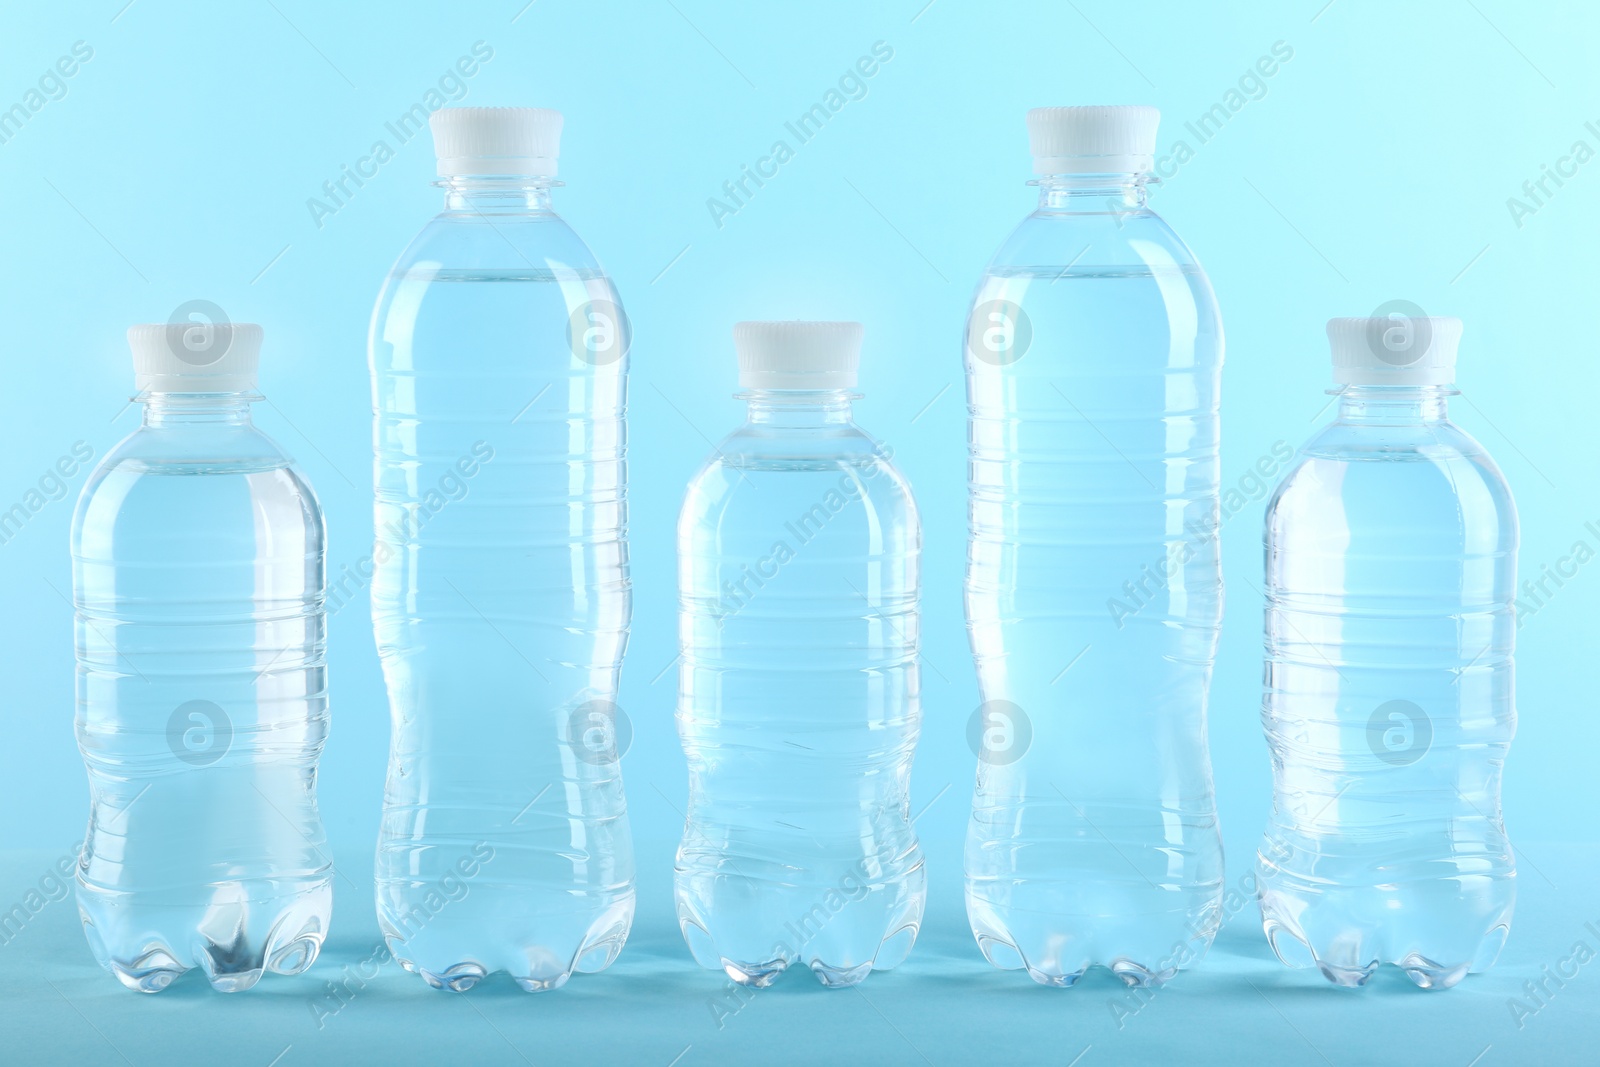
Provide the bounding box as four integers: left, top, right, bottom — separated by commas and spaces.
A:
1258, 316, 1516, 989
369, 107, 633, 992
675, 322, 925, 988
963, 106, 1225, 987
73, 322, 330, 992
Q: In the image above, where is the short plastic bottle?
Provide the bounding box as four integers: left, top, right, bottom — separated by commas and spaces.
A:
675, 322, 925, 988
1258, 316, 1517, 990
73, 322, 330, 993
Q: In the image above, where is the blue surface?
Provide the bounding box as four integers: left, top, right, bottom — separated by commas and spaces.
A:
2, 0, 1598, 1062
4, 839, 1599, 1064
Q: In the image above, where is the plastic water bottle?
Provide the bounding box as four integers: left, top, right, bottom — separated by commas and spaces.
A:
73, 322, 330, 993
1258, 316, 1517, 990
963, 106, 1225, 988
675, 322, 925, 989
369, 107, 633, 992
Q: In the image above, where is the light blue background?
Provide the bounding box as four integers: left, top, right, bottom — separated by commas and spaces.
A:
2, 1, 1597, 1063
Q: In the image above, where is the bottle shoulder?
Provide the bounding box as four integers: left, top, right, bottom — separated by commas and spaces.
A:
679, 423, 917, 528
973, 206, 1221, 359
1268, 419, 1517, 537
77, 425, 322, 529
987, 205, 1204, 274
384, 207, 608, 280
370, 207, 626, 369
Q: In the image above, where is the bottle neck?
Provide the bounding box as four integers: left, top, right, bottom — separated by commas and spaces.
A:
1336, 384, 1452, 423
141, 393, 257, 428
1035, 172, 1151, 211
742, 389, 855, 427
441, 176, 556, 213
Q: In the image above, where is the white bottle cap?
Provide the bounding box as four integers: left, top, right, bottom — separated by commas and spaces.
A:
429, 106, 562, 178
1327, 316, 1461, 386
129, 322, 261, 393
734, 321, 862, 390
1027, 105, 1159, 175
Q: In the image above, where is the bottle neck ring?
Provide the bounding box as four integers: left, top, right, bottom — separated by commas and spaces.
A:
740, 388, 856, 426
139, 392, 258, 427
1335, 384, 1454, 422
439, 176, 558, 213
1034, 172, 1153, 209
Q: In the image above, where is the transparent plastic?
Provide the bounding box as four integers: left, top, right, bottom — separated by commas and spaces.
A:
73, 391, 330, 993
368, 175, 633, 992
675, 389, 925, 988
963, 174, 1226, 987
1258, 384, 1517, 990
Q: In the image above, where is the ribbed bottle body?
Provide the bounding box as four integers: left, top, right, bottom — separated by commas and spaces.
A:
370, 198, 633, 992
676, 408, 924, 988
964, 190, 1226, 987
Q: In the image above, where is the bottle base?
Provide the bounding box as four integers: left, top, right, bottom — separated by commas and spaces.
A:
973, 935, 1180, 991
676, 858, 925, 990
705, 941, 912, 991
1255, 847, 1515, 991
684, 917, 922, 990
965, 882, 1220, 990
1262, 913, 1507, 991
384, 912, 632, 993
80, 882, 330, 994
